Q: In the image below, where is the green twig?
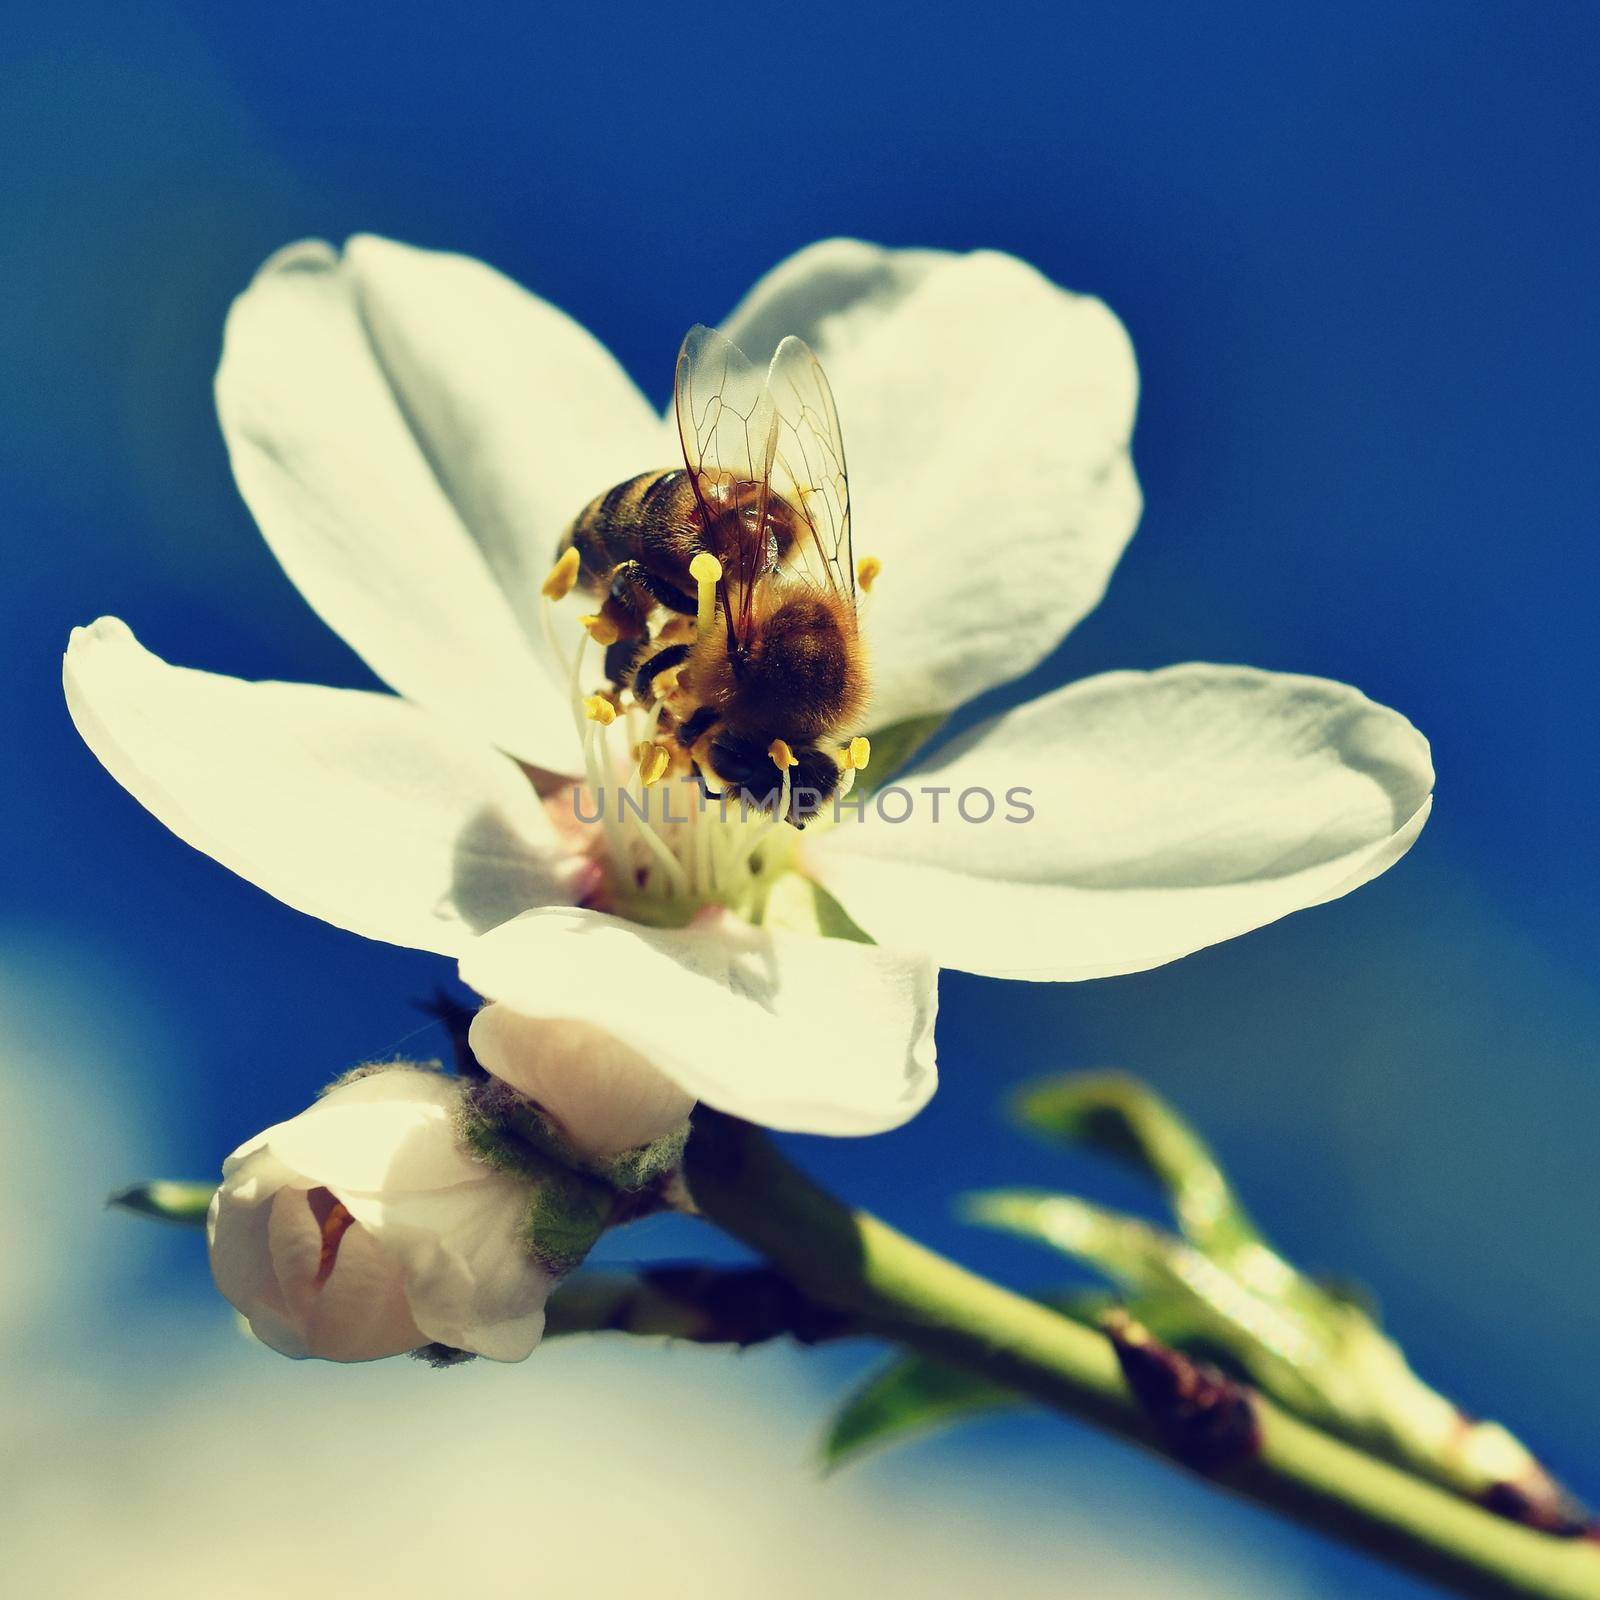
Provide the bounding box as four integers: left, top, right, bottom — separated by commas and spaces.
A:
683, 1111, 1600, 1600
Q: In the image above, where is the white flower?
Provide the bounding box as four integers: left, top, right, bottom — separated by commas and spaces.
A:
464, 907, 938, 1141
64, 235, 1433, 1134
208, 1067, 552, 1363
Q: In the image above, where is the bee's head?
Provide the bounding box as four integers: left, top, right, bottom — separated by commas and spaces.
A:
706, 731, 842, 827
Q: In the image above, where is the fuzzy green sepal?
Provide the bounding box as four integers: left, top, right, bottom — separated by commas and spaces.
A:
596, 1121, 690, 1192
321, 1058, 445, 1097
455, 1078, 583, 1180
520, 1166, 614, 1277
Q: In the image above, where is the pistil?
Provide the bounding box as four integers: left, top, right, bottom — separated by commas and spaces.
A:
690, 551, 722, 642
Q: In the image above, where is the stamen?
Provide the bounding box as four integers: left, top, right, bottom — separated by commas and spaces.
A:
639, 744, 671, 787
540, 579, 618, 866
542, 547, 581, 600
845, 735, 871, 772
568, 629, 615, 839
538, 585, 576, 689
687, 766, 708, 895
690, 551, 722, 640
579, 613, 620, 647
545, 583, 698, 907
856, 555, 882, 593
538, 543, 823, 913
616, 745, 689, 896
582, 716, 629, 870
730, 754, 794, 876
776, 762, 793, 827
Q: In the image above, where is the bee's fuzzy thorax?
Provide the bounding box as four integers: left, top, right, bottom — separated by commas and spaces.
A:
681, 582, 864, 745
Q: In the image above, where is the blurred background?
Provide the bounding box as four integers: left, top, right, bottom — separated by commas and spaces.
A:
4, 3, 1597, 1595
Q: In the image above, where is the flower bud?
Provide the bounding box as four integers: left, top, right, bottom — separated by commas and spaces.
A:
467, 1005, 695, 1161
207, 1066, 554, 1363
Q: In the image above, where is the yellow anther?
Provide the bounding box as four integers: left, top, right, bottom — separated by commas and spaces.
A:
651, 665, 684, 701
583, 694, 617, 726
639, 744, 671, 787
768, 738, 797, 771
579, 612, 620, 647
542, 547, 581, 600
846, 735, 871, 772
690, 550, 723, 639
856, 555, 882, 593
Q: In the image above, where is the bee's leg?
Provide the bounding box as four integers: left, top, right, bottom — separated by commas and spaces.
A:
676, 707, 725, 800
633, 642, 690, 705
604, 636, 645, 691
676, 705, 719, 751
639, 567, 696, 616
598, 568, 651, 641
609, 561, 695, 618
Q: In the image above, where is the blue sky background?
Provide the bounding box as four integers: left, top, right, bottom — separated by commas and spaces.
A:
4, 4, 1597, 1595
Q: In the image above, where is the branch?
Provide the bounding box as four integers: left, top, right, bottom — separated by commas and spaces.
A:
683, 1110, 1600, 1600
545, 1265, 855, 1346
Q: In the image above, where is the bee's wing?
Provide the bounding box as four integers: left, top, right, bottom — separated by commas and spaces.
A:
674, 324, 780, 654
766, 335, 855, 605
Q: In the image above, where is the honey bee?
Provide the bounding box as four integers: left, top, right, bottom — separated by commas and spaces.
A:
558, 324, 866, 824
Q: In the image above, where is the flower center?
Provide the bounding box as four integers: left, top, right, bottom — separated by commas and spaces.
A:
539, 581, 805, 927
539, 547, 878, 929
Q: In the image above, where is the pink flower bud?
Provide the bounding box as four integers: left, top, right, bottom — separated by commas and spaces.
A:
208, 1067, 552, 1362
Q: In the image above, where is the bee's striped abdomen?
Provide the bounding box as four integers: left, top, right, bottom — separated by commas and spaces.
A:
561, 470, 700, 587
558, 469, 702, 640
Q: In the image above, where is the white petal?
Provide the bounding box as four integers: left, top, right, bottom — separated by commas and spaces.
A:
806, 664, 1434, 980
261, 1069, 485, 1194
216, 237, 641, 770
718, 239, 1141, 727
341, 236, 667, 640
468, 1007, 695, 1158
64, 618, 587, 955
459, 908, 938, 1136
265, 1186, 426, 1362
342, 1178, 553, 1363
207, 1160, 299, 1347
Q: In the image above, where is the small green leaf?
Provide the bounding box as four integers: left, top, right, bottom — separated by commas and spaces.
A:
108, 1179, 215, 1226
822, 1292, 1105, 1471
1012, 1073, 1265, 1264
823, 1356, 1020, 1471
963, 1187, 1337, 1419
962, 1188, 1182, 1295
